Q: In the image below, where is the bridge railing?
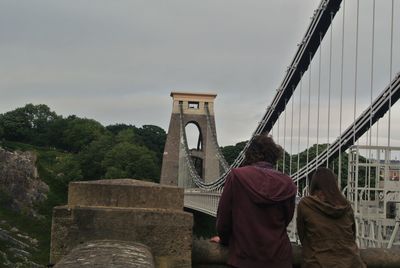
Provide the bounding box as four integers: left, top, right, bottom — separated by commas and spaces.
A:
184, 188, 300, 244
184, 189, 221, 217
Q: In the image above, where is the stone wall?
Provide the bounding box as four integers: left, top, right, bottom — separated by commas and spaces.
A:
50, 179, 193, 268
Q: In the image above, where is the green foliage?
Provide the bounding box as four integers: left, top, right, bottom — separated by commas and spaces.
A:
0, 109, 165, 200
77, 125, 165, 182
46, 117, 70, 149
115, 128, 137, 144
102, 142, 159, 182
0, 207, 51, 265
135, 125, 167, 159
0, 125, 4, 139
106, 124, 167, 165
0, 107, 32, 142
0, 104, 59, 145
53, 154, 83, 187
221, 141, 247, 165
105, 123, 132, 135
103, 166, 127, 178
62, 116, 106, 152
78, 134, 113, 180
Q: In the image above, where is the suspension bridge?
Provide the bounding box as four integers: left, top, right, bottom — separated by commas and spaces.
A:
161, 0, 400, 249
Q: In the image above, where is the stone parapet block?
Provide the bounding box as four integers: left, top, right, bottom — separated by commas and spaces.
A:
192, 238, 400, 268
54, 240, 154, 268
50, 205, 193, 267
68, 179, 184, 210
360, 248, 400, 268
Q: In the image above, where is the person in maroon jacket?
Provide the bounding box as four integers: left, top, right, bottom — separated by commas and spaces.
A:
211, 134, 297, 268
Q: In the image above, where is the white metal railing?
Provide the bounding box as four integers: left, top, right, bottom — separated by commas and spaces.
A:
184, 189, 221, 217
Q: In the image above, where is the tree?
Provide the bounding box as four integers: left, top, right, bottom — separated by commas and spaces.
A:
106, 123, 137, 135
103, 166, 127, 179
102, 142, 159, 182
0, 124, 4, 140
53, 154, 83, 190
106, 124, 167, 166
115, 128, 137, 144
78, 134, 114, 180
46, 117, 69, 149
221, 141, 247, 165
62, 116, 106, 152
0, 104, 59, 145
135, 125, 166, 158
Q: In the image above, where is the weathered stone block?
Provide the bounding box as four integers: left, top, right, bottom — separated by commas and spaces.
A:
68, 179, 183, 210
51, 206, 192, 265
54, 240, 155, 268
51, 179, 193, 268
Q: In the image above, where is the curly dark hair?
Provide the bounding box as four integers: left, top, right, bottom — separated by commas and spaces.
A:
243, 134, 282, 166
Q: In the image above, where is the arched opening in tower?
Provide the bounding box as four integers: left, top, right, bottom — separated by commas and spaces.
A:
185, 122, 204, 179
185, 122, 203, 151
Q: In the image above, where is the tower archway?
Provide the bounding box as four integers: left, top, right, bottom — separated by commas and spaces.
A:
185, 122, 203, 151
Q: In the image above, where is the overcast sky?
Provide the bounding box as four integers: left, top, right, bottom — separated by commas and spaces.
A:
0, 0, 325, 146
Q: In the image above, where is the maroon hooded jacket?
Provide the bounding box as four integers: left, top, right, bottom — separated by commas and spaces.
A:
216, 161, 297, 268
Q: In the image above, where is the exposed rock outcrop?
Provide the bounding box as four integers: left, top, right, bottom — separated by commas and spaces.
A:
0, 147, 49, 216
0, 219, 44, 268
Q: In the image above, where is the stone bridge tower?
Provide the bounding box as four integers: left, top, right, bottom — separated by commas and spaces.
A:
160, 92, 222, 186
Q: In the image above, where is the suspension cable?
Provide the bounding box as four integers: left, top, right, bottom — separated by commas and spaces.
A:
297, 72, 303, 181
306, 53, 312, 191
375, 0, 380, 153
316, 32, 322, 167
353, 0, 360, 145
204, 103, 229, 172
353, 0, 360, 213
338, 0, 346, 185
277, 112, 280, 171
388, 0, 394, 148
327, 11, 334, 167
367, 0, 376, 200
283, 98, 288, 173
376, 120, 379, 147
290, 86, 295, 176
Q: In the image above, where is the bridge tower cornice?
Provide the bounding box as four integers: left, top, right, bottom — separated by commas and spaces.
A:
170, 91, 217, 116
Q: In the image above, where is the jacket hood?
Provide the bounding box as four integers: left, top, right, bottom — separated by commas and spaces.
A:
301, 195, 351, 218
233, 161, 297, 204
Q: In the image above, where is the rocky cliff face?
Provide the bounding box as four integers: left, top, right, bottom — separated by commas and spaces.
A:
0, 147, 49, 216
0, 147, 49, 267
